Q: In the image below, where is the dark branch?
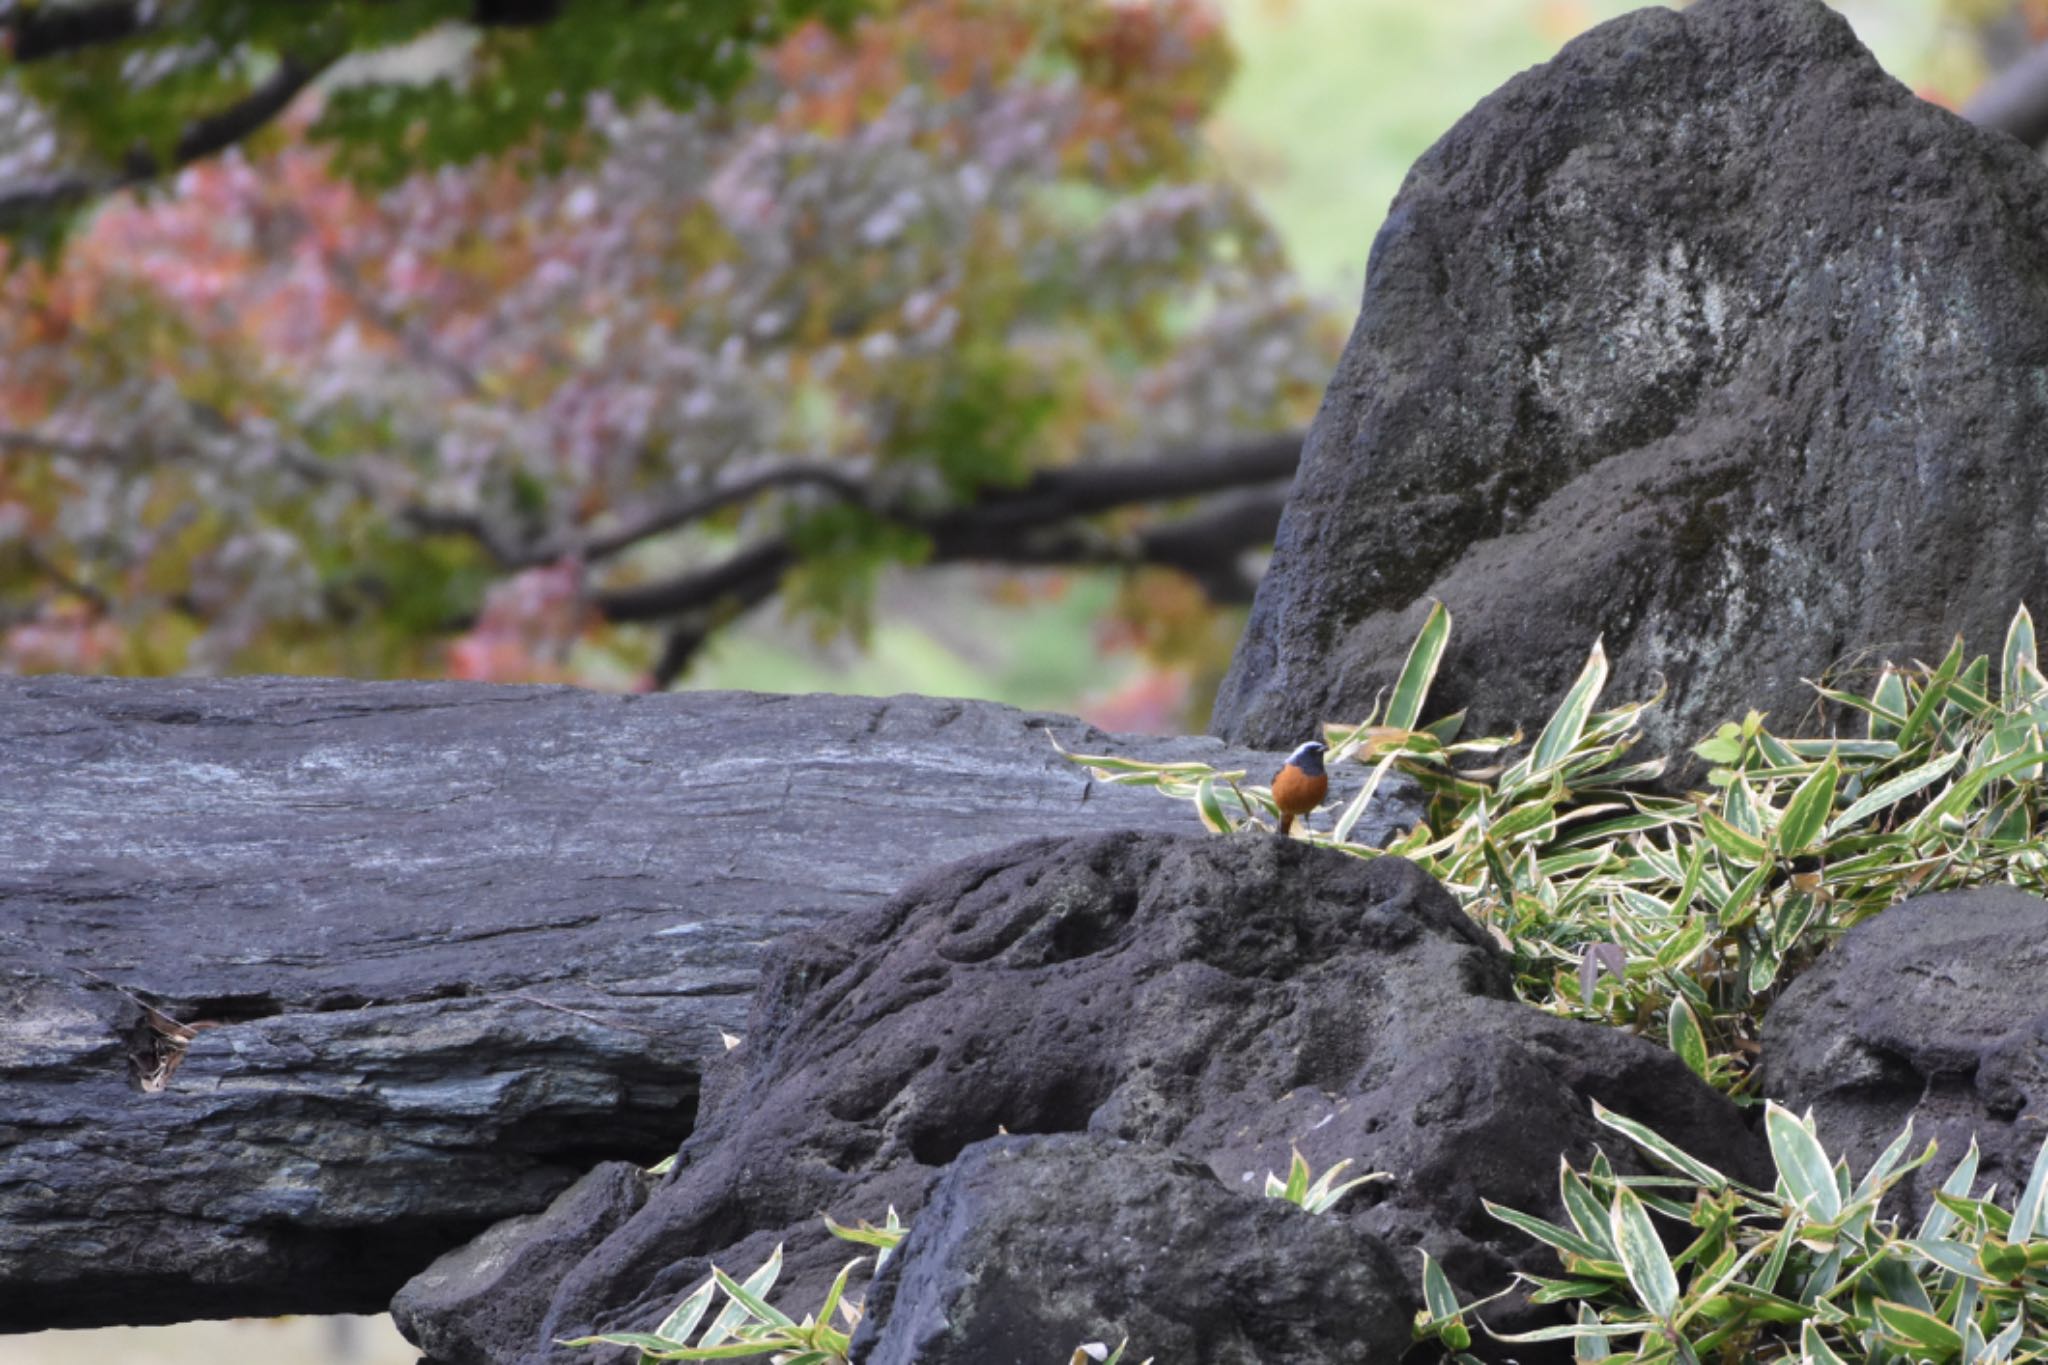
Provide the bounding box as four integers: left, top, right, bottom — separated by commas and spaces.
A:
7, 2, 144, 62
606, 437, 1301, 682
587, 431, 1302, 628
565, 462, 870, 566
593, 541, 796, 624
959, 432, 1302, 528
170, 55, 328, 170
0, 53, 332, 230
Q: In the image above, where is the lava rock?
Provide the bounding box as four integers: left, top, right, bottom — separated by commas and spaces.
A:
1213, 0, 2048, 766
1763, 887, 2048, 1215
0, 677, 1400, 1331
406, 830, 1764, 1363
394, 1163, 652, 1365
848, 1133, 1415, 1365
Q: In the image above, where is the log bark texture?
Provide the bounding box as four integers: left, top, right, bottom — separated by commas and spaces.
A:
0, 677, 1402, 1330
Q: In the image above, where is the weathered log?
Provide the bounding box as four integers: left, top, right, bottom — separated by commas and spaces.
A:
0, 677, 1417, 1331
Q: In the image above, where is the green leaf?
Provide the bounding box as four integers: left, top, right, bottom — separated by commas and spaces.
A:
1903, 1236, 1998, 1282
2007, 1132, 2048, 1242
1611, 1186, 1681, 1322
1718, 861, 1774, 931
1824, 748, 1965, 836
1416, 1247, 1471, 1349
1700, 809, 1769, 866
1872, 1298, 1963, 1358
656, 1276, 719, 1344
1897, 636, 1966, 747
1869, 669, 1910, 739
1776, 758, 1838, 855
1559, 1163, 1618, 1255
1387, 600, 1451, 732
1666, 997, 1710, 1082
1920, 1139, 1981, 1241
1977, 1239, 2030, 1282
705, 1248, 791, 1343
812, 1256, 864, 1339
1852, 1121, 1929, 1202
1423, 710, 1468, 744
1765, 1103, 1842, 1222
1529, 638, 1610, 776
1653, 918, 1709, 972
1592, 1101, 1730, 1190
1194, 777, 1232, 834
1332, 749, 1404, 846
1484, 1200, 1614, 1264
1574, 1303, 1612, 1361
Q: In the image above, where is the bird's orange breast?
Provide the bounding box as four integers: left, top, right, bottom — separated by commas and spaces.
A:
1271, 763, 1328, 815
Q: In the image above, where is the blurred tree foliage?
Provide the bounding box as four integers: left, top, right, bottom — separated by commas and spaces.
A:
0, 0, 863, 238
0, 0, 1334, 691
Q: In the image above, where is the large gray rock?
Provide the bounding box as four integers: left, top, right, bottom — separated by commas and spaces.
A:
1213, 0, 2048, 763
400, 830, 1764, 1364
849, 1134, 1415, 1365
0, 676, 1414, 1330
1763, 887, 2048, 1216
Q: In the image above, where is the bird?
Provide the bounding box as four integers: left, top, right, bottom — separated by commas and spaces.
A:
1271, 740, 1329, 837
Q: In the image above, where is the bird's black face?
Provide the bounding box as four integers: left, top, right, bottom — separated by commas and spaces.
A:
1286, 740, 1327, 777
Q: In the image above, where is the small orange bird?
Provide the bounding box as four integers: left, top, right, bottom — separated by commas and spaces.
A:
1271, 740, 1329, 836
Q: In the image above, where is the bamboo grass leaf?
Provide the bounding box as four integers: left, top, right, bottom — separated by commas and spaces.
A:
1825, 749, 1965, 837
1872, 1299, 1963, 1358
1666, 996, 1710, 1081
655, 1276, 719, 1345
1610, 1186, 1681, 1322
1765, 1105, 1841, 1222
1700, 809, 1768, 866
1777, 758, 1838, 855
2006, 1133, 2048, 1241
1387, 600, 1451, 733
1591, 1101, 1729, 1189
1528, 638, 1610, 776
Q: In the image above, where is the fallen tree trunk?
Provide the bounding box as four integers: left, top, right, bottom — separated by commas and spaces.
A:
0, 677, 1405, 1331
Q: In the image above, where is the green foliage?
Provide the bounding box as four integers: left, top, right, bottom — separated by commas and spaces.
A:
10, 1, 863, 192
1263, 1147, 1391, 1215
1062, 603, 2048, 1093
3, 0, 1320, 688
1415, 1101, 2048, 1364
561, 1209, 904, 1364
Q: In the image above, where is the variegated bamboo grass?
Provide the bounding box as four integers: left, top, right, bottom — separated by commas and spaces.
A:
1059, 603, 2048, 1096
1415, 1104, 2048, 1364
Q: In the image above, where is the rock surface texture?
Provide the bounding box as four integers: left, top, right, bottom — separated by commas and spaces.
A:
1763, 887, 2048, 1216
0, 677, 1396, 1330
400, 831, 1766, 1364
848, 1134, 1415, 1365
1213, 0, 2048, 762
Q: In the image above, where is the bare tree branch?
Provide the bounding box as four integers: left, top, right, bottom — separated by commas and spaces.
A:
635, 487, 1289, 684
0, 53, 333, 230
560, 462, 871, 566
596, 431, 1302, 618
3, 415, 1302, 683
594, 541, 797, 624
604, 436, 1301, 682
5, 2, 146, 63
954, 432, 1302, 527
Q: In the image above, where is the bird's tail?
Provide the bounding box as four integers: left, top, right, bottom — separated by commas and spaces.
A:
1279, 812, 1295, 837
